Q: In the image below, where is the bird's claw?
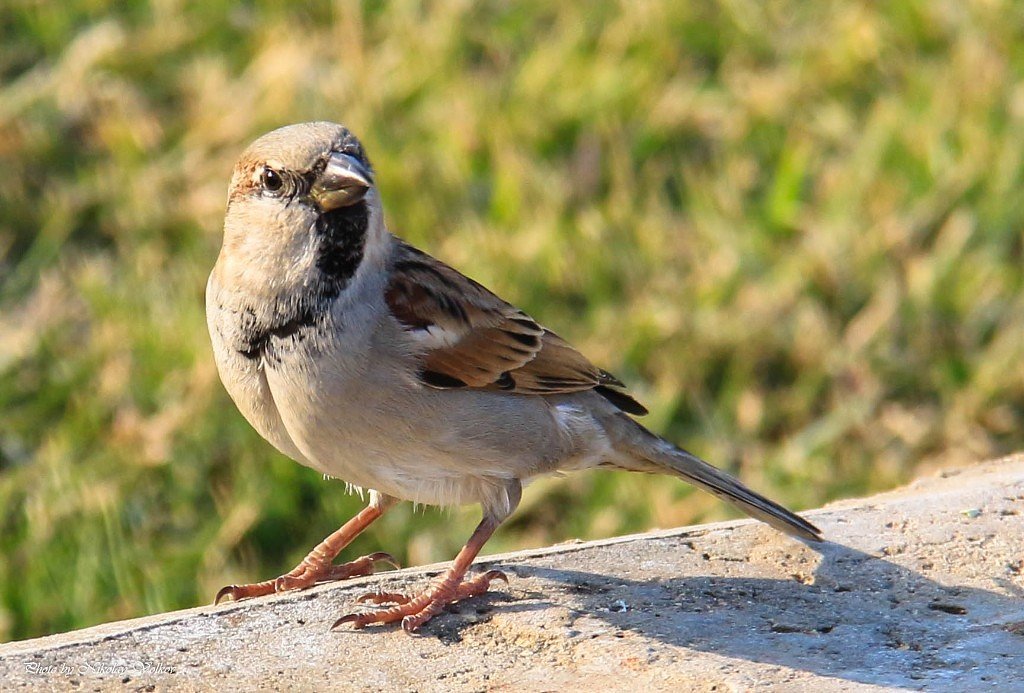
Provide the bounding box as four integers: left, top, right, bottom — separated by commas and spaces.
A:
322, 552, 399, 581
213, 552, 400, 605
356, 590, 412, 605
331, 613, 365, 630
215, 584, 243, 605
332, 569, 509, 633
368, 552, 401, 570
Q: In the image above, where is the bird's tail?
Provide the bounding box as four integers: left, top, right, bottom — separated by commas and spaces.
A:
603, 415, 822, 542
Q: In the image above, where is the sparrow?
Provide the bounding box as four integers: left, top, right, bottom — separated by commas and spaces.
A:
206, 122, 822, 633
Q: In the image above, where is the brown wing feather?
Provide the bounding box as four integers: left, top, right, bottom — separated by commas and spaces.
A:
384, 239, 647, 415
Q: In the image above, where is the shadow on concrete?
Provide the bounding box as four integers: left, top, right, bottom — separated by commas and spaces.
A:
417, 542, 1023, 689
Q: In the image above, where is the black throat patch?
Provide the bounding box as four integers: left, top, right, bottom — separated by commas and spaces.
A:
315, 201, 369, 286
233, 201, 369, 363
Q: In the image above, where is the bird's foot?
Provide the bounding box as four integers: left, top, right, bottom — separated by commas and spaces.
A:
215, 551, 398, 604
332, 569, 508, 633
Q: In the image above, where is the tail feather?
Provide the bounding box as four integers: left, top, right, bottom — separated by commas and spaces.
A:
607, 417, 822, 542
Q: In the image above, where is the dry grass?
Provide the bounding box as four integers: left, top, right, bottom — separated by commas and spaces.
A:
2, 0, 1024, 639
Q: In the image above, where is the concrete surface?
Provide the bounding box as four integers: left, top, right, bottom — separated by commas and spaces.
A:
1, 457, 1023, 692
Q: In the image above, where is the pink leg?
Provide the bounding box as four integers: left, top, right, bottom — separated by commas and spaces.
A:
216, 495, 398, 603
332, 516, 507, 633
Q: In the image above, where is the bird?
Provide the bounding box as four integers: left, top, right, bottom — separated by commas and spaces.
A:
206, 121, 822, 633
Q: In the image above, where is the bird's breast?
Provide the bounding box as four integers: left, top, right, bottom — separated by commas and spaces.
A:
208, 275, 592, 507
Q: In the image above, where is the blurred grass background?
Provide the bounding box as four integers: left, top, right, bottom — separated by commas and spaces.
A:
2, 0, 1024, 641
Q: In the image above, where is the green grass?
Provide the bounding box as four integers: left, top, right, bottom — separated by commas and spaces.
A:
3, 0, 1024, 641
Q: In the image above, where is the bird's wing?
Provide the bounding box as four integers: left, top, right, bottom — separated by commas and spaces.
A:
384, 240, 647, 415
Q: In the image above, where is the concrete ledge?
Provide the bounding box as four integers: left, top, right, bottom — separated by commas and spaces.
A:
2, 457, 1023, 691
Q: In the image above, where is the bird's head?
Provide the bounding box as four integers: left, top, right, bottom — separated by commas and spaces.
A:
216, 122, 385, 301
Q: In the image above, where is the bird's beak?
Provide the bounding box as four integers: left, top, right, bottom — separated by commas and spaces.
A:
312, 152, 373, 211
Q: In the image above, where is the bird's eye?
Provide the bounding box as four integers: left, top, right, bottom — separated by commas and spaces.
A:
261, 167, 284, 193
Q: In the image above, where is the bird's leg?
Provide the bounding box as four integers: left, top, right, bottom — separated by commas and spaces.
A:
334, 482, 521, 633
333, 516, 504, 632
215, 492, 398, 604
